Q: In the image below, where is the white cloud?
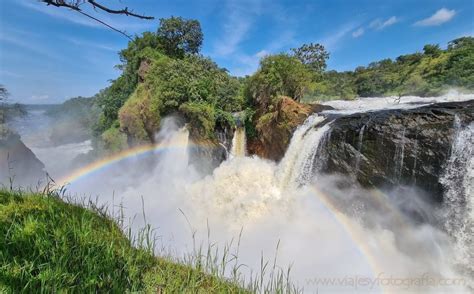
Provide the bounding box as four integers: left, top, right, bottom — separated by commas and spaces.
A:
414, 8, 456, 27
370, 16, 399, 30
213, 0, 264, 57
318, 22, 358, 50
352, 28, 365, 38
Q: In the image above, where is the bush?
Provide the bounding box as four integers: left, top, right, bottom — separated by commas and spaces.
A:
246, 54, 313, 105
179, 101, 216, 138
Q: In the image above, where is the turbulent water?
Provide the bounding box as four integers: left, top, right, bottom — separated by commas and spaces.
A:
440, 118, 474, 280
321, 90, 474, 115
230, 127, 247, 158
5, 94, 474, 293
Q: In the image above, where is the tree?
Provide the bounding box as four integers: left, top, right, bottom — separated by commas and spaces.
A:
157, 17, 203, 58
118, 54, 241, 141
40, 0, 154, 39
247, 54, 313, 104
423, 44, 442, 57
445, 37, 474, 88
0, 85, 8, 101
291, 43, 329, 73
448, 37, 474, 50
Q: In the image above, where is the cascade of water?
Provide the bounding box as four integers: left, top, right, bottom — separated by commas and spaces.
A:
277, 114, 331, 189
230, 127, 247, 158
440, 118, 474, 281
411, 133, 419, 185
393, 127, 406, 183
354, 124, 366, 179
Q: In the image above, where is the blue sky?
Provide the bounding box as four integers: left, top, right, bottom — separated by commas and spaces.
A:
0, 0, 472, 104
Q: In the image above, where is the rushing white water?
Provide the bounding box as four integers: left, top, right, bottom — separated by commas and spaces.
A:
230, 127, 247, 158
321, 91, 474, 115
60, 115, 471, 293
8, 97, 473, 292
440, 119, 474, 285
277, 114, 330, 189
32, 140, 93, 178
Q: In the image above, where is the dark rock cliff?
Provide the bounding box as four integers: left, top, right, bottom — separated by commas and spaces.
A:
0, 129, 46, 187
316, 100, 474, 202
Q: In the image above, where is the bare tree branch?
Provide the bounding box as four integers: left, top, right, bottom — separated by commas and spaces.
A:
40, 0, 155, 40
86, 0, 154, 19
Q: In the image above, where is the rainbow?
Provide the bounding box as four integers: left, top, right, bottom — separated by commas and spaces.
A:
58, 141, 416, 293
308, 184, 422, 294
56, 140, 212, 187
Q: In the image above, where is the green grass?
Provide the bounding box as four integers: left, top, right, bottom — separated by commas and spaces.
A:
0, 189, 248, 293
0, 188, 301, 293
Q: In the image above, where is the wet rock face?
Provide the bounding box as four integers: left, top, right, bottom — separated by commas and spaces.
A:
0, 130, 46, 187
248, 97, 332, 161
317, 100, 474, 202
188, 127, 231, 175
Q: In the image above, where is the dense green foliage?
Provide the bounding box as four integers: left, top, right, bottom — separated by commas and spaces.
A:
245, 54, 313, 105
91, 18, 473, 151
0, 189, 249, 293
93, 16, 242, 147
303, 36, 474, 101
157, 16, 203, 58
118, 53, 241, 141
291, 43, 329, 74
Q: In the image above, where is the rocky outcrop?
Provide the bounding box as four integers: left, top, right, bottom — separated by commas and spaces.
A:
138, 59, 152, 83
0, 128, 46, 187
189, 137, 228, 175
248, 96, 332, 161
317, 100, 474, 202
188, 123, 233, 174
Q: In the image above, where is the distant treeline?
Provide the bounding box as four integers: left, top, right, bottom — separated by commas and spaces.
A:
0, 103, 27, 124
47, 17, 472, 154
45, 97, 100, 145
304, 37, 474, 101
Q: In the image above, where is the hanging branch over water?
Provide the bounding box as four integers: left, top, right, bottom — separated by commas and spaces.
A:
40, 0, 155, 40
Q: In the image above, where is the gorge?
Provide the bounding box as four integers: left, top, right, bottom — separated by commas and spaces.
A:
1, 9, 473, 290
2, 92, 473, 292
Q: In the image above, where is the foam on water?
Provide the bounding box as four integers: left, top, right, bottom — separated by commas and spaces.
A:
10, 96, 473, 292
321, 91, 474, 115
440, 119, 474, 285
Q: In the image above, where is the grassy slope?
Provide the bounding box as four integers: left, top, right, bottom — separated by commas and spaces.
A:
0, 190, 246, 293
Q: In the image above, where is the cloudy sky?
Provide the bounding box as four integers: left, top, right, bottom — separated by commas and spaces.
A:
0, 0, 472, 104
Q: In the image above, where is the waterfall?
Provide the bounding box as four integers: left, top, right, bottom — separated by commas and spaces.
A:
354, 124, 366, 178
393, 127, 406, 183
277, 114, 331, 189
230, 127, 247, 158
153, 119, 191, 176
440, 119, 474, 280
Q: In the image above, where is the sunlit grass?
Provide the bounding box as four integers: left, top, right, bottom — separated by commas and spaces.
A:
0, 188, 300, 293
